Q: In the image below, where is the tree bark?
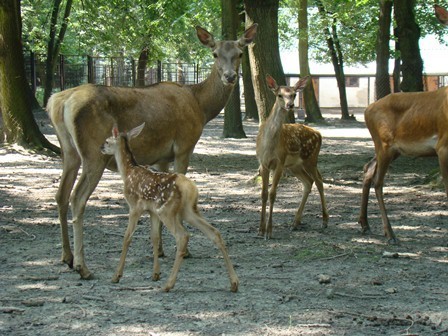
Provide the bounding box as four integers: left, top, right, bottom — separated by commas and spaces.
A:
43, 0, 73, 106
242, 48, 258, 121
0, 0, 59, 152
393, 0, 423, 92
222, 0, 246, 138
375, 0, 392, 100
316, 0, 350, 120
136, 46, 148, 87
298, 0, 323, 122
244, 0, 291, 123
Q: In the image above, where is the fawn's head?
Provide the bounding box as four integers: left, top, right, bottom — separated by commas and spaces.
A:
266, 75, 309, 110
101, 123, 146, 156
196, 24, 257, 86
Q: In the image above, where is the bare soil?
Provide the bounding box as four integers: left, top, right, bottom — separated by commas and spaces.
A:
0, 109, 447, 336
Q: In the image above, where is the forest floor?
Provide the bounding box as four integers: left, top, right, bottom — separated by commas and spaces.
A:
0, 108, 447, 336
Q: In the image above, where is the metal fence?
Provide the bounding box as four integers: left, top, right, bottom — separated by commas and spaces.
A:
24, 52, 212, 94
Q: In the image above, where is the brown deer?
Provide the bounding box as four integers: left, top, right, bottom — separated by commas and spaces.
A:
47, 24, 257, 280
256, 75, 329, 239
358, 4, 448, 243
100, 123, 239, 292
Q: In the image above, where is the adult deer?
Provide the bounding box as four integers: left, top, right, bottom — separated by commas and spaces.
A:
358, 4, 448, 243
100, 124, 239, 292
47, 24, 257, 279
256, 75, 329, 239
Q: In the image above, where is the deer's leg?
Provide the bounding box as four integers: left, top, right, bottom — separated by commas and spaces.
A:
185, 207, 239, 292
310, 167, 329, 228
358, 157, 377, 234
55, 148, 81, 268
149, 213, 162, 281
259, 165, 270, 237
266, 166, 283, 239
373, 151, 398, 243
290, 167, 312, 230
159, 213, 189, 292
112, 207, 143, 283
70, 159, 107, 279
437, 145, 448, 197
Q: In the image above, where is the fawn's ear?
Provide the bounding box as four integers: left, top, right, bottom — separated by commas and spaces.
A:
127, 123, 145, 140
196, 26, 216, 49
112, 126, 119, 138
294, 76, 310, 92
266, 75, 278, 92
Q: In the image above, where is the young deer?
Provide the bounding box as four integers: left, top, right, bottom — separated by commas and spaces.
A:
47, 24, 257, 280
100, 123, 239, 292
256, 75, 329, 239
358, 4, 448, 243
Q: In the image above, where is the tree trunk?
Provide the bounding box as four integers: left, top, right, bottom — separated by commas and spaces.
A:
136, 46, 148, 87
316, 0, 350, 120
43, 0, 73, 106
375, 0, 392, 100
393, 0, 423, 92
298, 0, 323, 123
244, 0, 291, 123
222, 0, 246, 138
0, 0, 59, 152
242, 48, 258, 121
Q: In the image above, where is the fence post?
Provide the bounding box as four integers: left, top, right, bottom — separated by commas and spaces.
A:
131, 57, 136, 87
87, 55, 93, 83
157, 60, 162, 83
59, 54, 65, 91
30, 51, 36, 94
196, 63, 199, 83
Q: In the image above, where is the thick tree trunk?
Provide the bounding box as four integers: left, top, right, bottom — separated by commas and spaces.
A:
222, 0, 246, 138
244, 0, 292, 123
298, 0, 323, 123
0, 0, 59, 152
394, 0, 423, 92
375, 0, 392, 100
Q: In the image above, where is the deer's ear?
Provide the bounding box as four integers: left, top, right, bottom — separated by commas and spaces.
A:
266, 75, 278, 91
127, 123, 145, 140
196, 26, 216, 49
294, 76, 310, 92
238, 23, 258, 47
435, 5, 448, 25
112, 127, 119, 138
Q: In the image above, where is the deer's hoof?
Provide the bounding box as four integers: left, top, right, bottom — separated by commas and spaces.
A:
111, 275, 121, 283
387, 237, 399, 245
75, 266, 94, 280
230, 281, 239, 293
152, 273, 161, 281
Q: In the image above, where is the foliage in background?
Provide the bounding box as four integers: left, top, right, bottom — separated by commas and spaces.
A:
21, 0, 221, 65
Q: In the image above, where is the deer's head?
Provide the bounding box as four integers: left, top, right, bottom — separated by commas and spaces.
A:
266, 75, 309, 110
196, 24, 257, 86
101, 123, 145, 156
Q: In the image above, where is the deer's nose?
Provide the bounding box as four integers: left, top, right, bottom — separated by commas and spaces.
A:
286, 102, 294, 109
224, 72, 237, 84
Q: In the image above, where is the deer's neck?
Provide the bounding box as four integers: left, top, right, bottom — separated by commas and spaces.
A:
190, 63, 234, 124
115, 138, 138, 181
260, 102, 285, 152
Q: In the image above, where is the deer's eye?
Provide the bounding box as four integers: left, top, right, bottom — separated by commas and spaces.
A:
278, 94, 282, 98
213, 52, 218, 58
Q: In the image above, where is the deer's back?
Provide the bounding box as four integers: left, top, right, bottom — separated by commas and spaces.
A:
365, 87, 448, 149
48, 83, 206, 166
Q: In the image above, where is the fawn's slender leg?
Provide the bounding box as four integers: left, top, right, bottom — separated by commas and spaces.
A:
112, 207, 143, 283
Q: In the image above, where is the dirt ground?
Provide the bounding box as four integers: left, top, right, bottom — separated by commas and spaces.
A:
0, 108, 447, 336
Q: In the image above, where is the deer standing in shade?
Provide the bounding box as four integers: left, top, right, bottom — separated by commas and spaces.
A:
100, 123, 239, 292
256, 75, 329, 239
47, 24, 257, 279
358, 4, 448, 243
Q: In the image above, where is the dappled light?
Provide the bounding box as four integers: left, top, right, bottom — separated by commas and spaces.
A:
1, 110, 447, 335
